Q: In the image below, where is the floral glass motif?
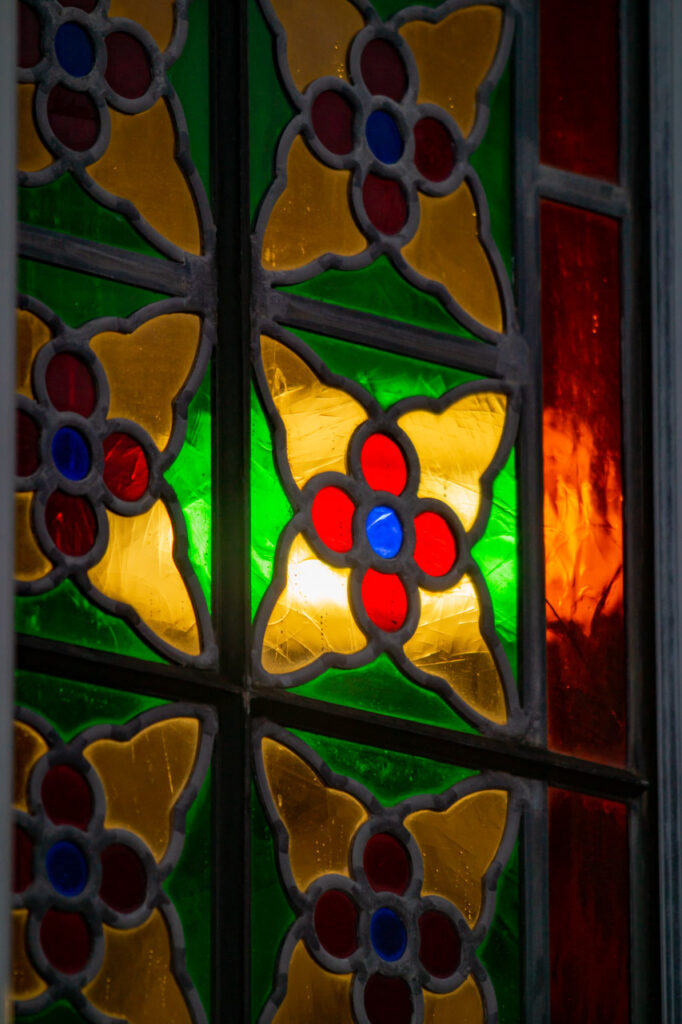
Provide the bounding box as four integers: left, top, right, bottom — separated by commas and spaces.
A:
12, 703, 215, 1023
17, 0, 212, 258
255, 0, 513, 339
254, 725, 520, 1024
15, 295, 214, 665
252, 327, 521, 733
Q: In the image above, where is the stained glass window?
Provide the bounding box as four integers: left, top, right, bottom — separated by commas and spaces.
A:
12, 0, 657, 1021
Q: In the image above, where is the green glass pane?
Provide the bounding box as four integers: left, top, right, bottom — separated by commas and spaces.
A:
249, 0, 512, 337
18, 258, 165, 326
251, 728, 518, 1023
13, 673, 211, 1020
16, 265, 211, 661
19, 0, 210, 254
251, 328, 518, 727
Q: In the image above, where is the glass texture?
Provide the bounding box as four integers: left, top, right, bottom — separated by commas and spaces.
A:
540, 0, 619, 181
361, 567, 408, 631
18, 85, 54, 173
365, 505, 403, 558
403, 789, 508, 927
370, 907, 407, 961
42, 765, 93, 827
252, 728, 519, 1023
45, 841, 89, 897
54, 22, 95, 77
365, 110, 404, 164
14, 719, 49, 811
399, 5, 503, 138
541, 201, 625, 764
362, 173, 408, 234
51, 427, 91, 481
15, 492, 53, 582
102, 433, 149, 501
311, 486, 355, 552
363, 833, 410, 893
12, 672, 212, 1018
13, 911, 47, 999
262, 135, 366, 270
45, 491, 97, 556
46, 84, 100, 152
269, 940, 354, 1024
262, 0, 363, 92
418, 910, 461, 977
364, 974, 412, 1024
422, 977, 485, 1023
400, 182, 503, 332
84, 717, 200, 861
314, 890, 358, 957
104, 32, 152, 99
413, 117, 456, 182
252, 329, 518, 726
361, 433, 407, 494
99, 843, 147, 912
311, 90, 354, 155
413, 511, 456, 575
90, 313, 201, 451
360, 38, 407, 101
45, 352, 96, 416
14, 827, 34, 892
18, 0, 210, 251
549, 789, 629, 1023
40, 910, 91, 974
19, 3, 41, 69
260, 736, 368, 890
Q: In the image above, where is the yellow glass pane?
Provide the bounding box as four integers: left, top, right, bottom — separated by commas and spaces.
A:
397, 390, 508, 533
261, 533, 367, 674
399, 6, 504, 138
269, 0, 364, 92
404, 788, 508, 927
83, 717, 200, 862
260, 334, 367, 488
13, 720, 48, 812
16, 309, 51, 398
262, 135, 366, 272
273, 941, 353, 1023
107, 0, 175, 52
402, 575, 507, 724
17, 84, 53, 173
84, 910, 192, 1024
261, 737, 368, 891
15, 493, 53, 584
423, 975, 484, 1024
89, 101, 201, 255
401, 184, 503, 332
11, 910, 47, 1001
88, 500, 201, 657
90, 313, 201, 451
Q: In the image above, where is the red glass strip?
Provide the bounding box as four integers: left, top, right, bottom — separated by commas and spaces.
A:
541, 200, 625, 765
549, 789, 629, 1023
540, 0, 619, 181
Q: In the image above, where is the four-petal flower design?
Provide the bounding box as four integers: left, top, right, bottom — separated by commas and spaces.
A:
256, 0, 513, 338
15, 295, 214, 665
17, 0, 212, 258
253, 327, 521, 732
255, 726, 521, 1024
12, 704, 215, 1024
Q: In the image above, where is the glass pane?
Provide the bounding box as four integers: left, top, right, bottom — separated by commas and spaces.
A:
540, 0, 620, 181
12, 671, 214, 1022
252, 723, 521, 1022
251, 325, 519, 734
549, 788, 629, 1022
541, 200, 625, 765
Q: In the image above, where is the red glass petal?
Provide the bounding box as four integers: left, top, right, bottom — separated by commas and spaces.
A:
360, 39, 407, 101
47, 83, 100, 152
418, 910, 461, 977
41, 764, 93, 828
413, 511, 456, 576
58, 0, 97, 9
100, 843, 147, 913
311, 486, 355, 552
16, 410, 41, 477
103, 432, 149, 502
13, 826, 34, 893
361, 569, 407, 632
313, 889, 358, 959
362, 174, 407, 236
413, 117, 456, 182
18, 2, 42, 69
360, 434, 407, 495
40, 909, 91, 974
45, 352, 96, 416
311, 90, 354, 155
45, 491, 97, 557
363, 832, 410, 894
364, 973, 412, 1024
105, 32, 152, 100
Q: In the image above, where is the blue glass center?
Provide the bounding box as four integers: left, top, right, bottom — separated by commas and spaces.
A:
370, 907, 407, 962
366, 110, 403, 164
46, 840, 88, 897
365, 505, 403, 559
55, 22, 95, 78
52, 426, 91, 481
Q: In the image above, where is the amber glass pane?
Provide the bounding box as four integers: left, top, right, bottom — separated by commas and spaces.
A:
540, 0, 619, 181
549, 789, 629, 1023
541, 200, 625, 765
